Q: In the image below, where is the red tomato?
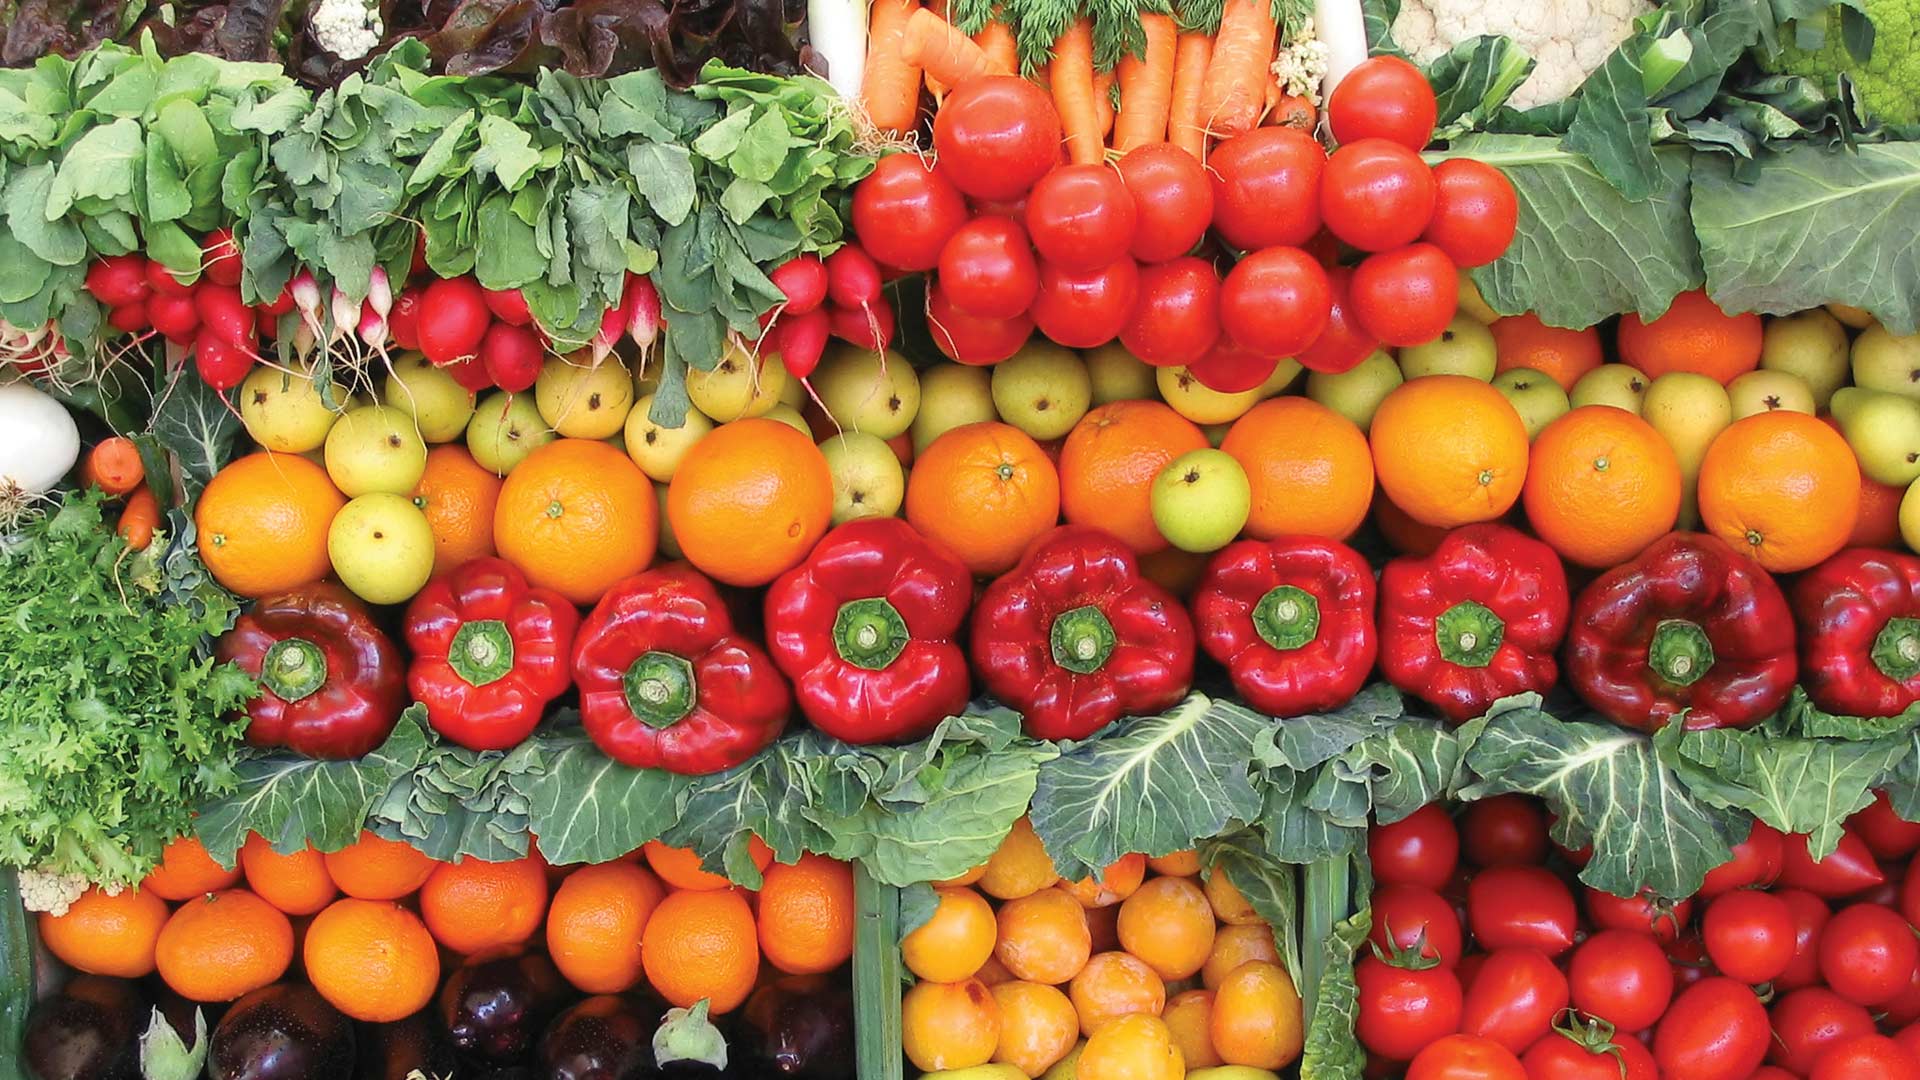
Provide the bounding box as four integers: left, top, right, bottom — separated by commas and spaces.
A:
1812, 1034, 1920, 1080
1896, 1022, 1920, 1063
1568, 929, 1674, 1034
1406, 1034, 1526, 1080
1850, 790, 1920, 861
1459, 795, 1549, 869
1467, 866, 1577, 956
1700, 819, 1786, 897
1119, 257, 1221, 367
1423, 159, 1520, 268
1583, 888, 1693, 944
1769, 987, 1877, 1074
1653, 977, 1770, 1080
1187, 338, 1279, 393
932, 77, 1061, 200
1700, 889, 1795, 984
936, 216, 1039, 319
1905, 856, 1920, 927
1818, 902, 1919, 1006
1207, 127, 1325, 251
1356, 954, 1464, 1062
1218, 247, 1330, 358
1327, 55, 1438, 151
1350, 243, 1458, 347
1521, 1027, 1658, 1080
1321, 140, 1437, 252
1115, 143, 1213, 263
1882, 962, 1920, 1027
1460, 948, 1567, 1053
1778, 827, 1886, 897
1369, 884, 1466, 968
1776, 888, 1833, 991
1666, 930, 1712, 989
926, 284, 1034, 366
851, 154, 968, 272
1025, 166, 1137, 273
1029, 258, 1139, 349
1294, 266, 1379, 374
1371, 804, 1460, 891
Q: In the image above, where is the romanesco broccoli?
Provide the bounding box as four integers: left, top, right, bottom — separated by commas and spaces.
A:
1770, 2, 1919, 127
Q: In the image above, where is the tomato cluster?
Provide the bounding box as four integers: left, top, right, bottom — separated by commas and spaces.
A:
1358, 792, 1920, 1080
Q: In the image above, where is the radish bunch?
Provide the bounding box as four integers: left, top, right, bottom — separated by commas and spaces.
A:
756, 250, 890, 381
84, 231, 293, 390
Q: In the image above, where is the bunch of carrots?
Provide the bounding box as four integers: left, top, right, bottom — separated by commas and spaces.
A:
863, 0, 1315, 160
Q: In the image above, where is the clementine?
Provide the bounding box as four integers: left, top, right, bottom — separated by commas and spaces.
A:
419, 854, 549, 954
154, 889, 294, 1002
240, 834, 339, 916
1370, 375, 1529, 528
143, 835, 243, 901
1698, 411, 1860, 572
1059, 401, 1208, 553
411, 444, 502, 576
642, 837, 773, 892
1618, 290, 1763, 384
304, 898, 439, 1022
495, 438, 655, 604
322, 830, 438, 900
902, 886, 998, 983
1490, 313, 1603, 390
1220, 397, 1374, 540
641, 887, 761, 1013
668, 418, 832, 586
756, 853, 855, 975
38, 886, 168, 978
546, 861, 665, 993
1523, 406, 1682, 567
906, 422, 1061, 576
196, 452, 344, 597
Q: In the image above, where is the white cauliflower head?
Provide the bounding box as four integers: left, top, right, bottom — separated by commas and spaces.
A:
1390, 0, 1655, 108
310, 0, 386, 62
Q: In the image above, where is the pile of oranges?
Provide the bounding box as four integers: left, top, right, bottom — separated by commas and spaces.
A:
898, 818, 1303, 1079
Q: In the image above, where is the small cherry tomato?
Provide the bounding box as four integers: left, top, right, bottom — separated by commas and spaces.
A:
1778, 827, 1886, 898
1207, 127, 1325, 251
1116, 143, 1213, 263
1700, 818, 1785, 897
1026, 166, 1137, 273
1467, 866, 1577, 956
1424, 159, 1520, 268
1406, 1033, 1526, 1080
1356, 954, 1464, 1063
1370, 804, 1460, 891
1701, 889, 1795, 984
932, 77, 1061, 200
1584, 887, 1693, 944
1768, 987, 1874, 1074
1458, 795, 1549, 869
926, 283, 1034, 366
1818, 902, 1919, 1006
1368, 884, 1465, 968
1350, 243, 1458, 347
1776, 888, 1833, 991
1327, 55, 1439, 151
1294, 266, 1379, 374
1460, 948, 1567, 1053
1849, 790, 1920, 861
1521, 1023, 1659, 1080
1653, 977, 1769, 1080
1811, 1034, 1920, 1080
1321, 139, 1437, 252
1187, 338, 1279, 393
1568, 930, 1673, 1034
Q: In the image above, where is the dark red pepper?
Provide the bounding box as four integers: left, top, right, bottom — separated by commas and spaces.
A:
1378, 524, 1569, 723
971, 525, 1195, 740
404, 557, 581, 751
216, 582, 406, 758
572, 564, 790, 774
1192, 536, 1377, 716
1793, 548, 1920, 718
764, 518, 973, 744
1567, 532, 1796, 732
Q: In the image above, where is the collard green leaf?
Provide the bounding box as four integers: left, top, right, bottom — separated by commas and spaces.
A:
1427, 37, 1536, 137
1201, 830, 1301, 981
1266, 684, 1408, 771
1783, 686, 1920, 741
1261, 765, 1367, 864
148, 367, 239, 505
520, 731, 691, 865
1300, 864, 1370, 1080
1340, 714, 1474, 824
368, 734, 541, 864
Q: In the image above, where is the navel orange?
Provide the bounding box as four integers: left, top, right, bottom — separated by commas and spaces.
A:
668, 418, 832, 586
494, 438, 655, 604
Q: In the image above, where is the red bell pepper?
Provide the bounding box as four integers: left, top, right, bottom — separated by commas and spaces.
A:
404, 556, 581, 751
764, 517, 973, 744
215, 582, 407, 758
572, 563, 791, 774
1379, 524, 1570, 723
1192, 536, 1377, 717
971, 525, 1196, 740
1794, 548, 1920, 718
1567, 532, 1796, 732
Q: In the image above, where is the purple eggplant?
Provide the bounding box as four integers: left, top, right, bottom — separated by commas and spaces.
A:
208, 983, 354, 1080
538, 994, 657, 1080
439, 948, 573, 1067
356, 1010, 458, 1079
23, 975, 148, 1080
731, 975, 853, 1079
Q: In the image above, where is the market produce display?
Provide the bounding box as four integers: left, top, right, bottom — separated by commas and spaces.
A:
4, 0, 1920, 1078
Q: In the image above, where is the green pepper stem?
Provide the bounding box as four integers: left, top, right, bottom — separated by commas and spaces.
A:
832, 597, 910, 671
1253, 585, 1321, 652
1050, 605, 1117, 675
1872, 617, 1920, 683
260, 638, 327, 702
1434, 601, 1504, 668
1648, 618, 1715, 688
449, 619, 515, 687
623, 651, 697, 729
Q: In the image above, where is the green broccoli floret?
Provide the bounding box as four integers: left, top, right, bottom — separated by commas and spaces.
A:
1768, 2, 1918, 127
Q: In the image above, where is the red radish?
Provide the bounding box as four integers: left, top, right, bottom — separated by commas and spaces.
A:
828, 300, 896, 352
442, 355, 493, 392
483, 287, 533, 326
201, 229, 243, 288
148, 293, 202, 344
769, 255, 829, 315
411, 229, 429, 274
388, 287, 424, 351
771, 307, 831, 379
1120, 257, 1220, 367
256, 308, 280, 339
825, 246, 884, 312
359, 306, 389, 350
107, 303, 150, 334
330, 287, 363, 344
289, 270, 323, 326
194, 286, 257, 346
258, 286, 296, 318
1295, 266, 1378, 374
146, 259, 194, 298
926, 284, 1034, 366
85, 255, 151, 308
418, 276, 491, 366
193, 331, 253, 389
365, 267, 393, 321
622, 273, 661, 350
1188, 338, 1279, 393
1219, 247, 1332, 358
481, 322, 543, 392
591, 303, 626, 364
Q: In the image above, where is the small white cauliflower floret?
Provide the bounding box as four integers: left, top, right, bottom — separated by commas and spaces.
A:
1391, 0, 1653, 108
1274, 19, 1335, 105
18, 868, 89, 916
310, 0, 386, 62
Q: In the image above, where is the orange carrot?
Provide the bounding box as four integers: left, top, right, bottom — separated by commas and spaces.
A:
1168, 33, 1213, 158
1200, 0, 1278, 139
923, 0, 954, 98
862, 0, 924, 135
80, 435, 144, 496
1051, 20, 1103, 165
1093, 69, 1116, 140
118, 487, 159, 550
973, 21, 1018, 75
903, 8, 1001, 89
1113, 13, 1178, 152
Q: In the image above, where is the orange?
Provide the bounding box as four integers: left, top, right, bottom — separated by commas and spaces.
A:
642, 888, 761, 1013
1698, 411, 1860, 572
757, 854, 855, 975
1523, 407, 1682, 568
980, 817, 1060, 901
901, 978, 1001, 1072
323, 831, 438, 900
907, 422, 1061, 576
1163, 989, 1223, 1069
1371, 375, 1529, 528
991, 980, 1080, 1077
240, 834, 338, 916
1069, 951, 1167, 1036
1116, 876, 1216, 981
1210, 960, 1304, 1069
1203, 868, 1263, 926
1490, 313, 1603, 390
642, 837, 773, 892
38, 886, 167, 978
994, 887, 1093, 985
1139, 547, 1207, 598
1373, 487, 1450, 555
1087, 902, 1121, 955
1146, 850, 1201, 877
1059, 402, 1208, 553
196, 452, 345, 597
1203, 923, 1282, 989
494, 439, 656, 604
546, 861, 665, 993
976, 954, 1017, 986
1078, 1014, 1184, 1080
904, 886, 998, 982
303, 898, 439, 1022
1618, 290, 1764, 385
939, 863, 988, 888
668, 418, 832, 586
1220, 398, 1374, 541
1061, 854, 1148, 908
1854, 475, 1906, 549
154, 889, 294, 1002
419, 854, 549, 954
412, 445, 503, 576
143, 835, 243, 901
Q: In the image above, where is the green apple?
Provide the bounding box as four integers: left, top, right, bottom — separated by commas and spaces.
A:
1642, 372, 1733, 527
818, 432, 906, 524
327, 493, 436, 605
1151, 449, 1250, 553
466, 391, 555, 476
1570, 364, 1650, 414
536, 354, 634, 439
623, 393, 713, 482
761, 404, 813, 438
324, 403, 428, 496
1851, 324, 1920, 400
1085, 343, 1158, 404
1832, 387, 1920, 487
1306, 351, 1402, 431
654, 484, 682, 559
383, 353, 474, 443
812, 343, 921, 438
1492, 368, 1571, 440
1158, 366, 1260, 425
1259, 359, 1304, 398
913, 363, 997, 452
1397, 314, 1497, 381
1760, 309, 1849, 409
1728, 370, 1816, 419
992, 341, 1091, 440
240, 363, 348, 453
1458, 277, 1501, 324
688, 337, 788, 421
777, 368, 805, 409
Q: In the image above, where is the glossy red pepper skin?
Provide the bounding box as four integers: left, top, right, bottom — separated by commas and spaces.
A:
971, 525, 1196, 740
1567, 532, 1796, 732
572, 563, 790, 774
1379, 523, 1570, 723
404, 557, 581, 751
216, 582, 406, 758
764, 518, 973, 744
1192, 536, 1377, 717
1794, 548, 1920, 718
